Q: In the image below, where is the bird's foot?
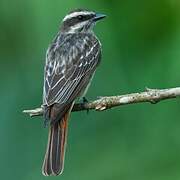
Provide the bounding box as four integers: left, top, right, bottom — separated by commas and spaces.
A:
83, 97, 89, 103
82, 97, 89, 114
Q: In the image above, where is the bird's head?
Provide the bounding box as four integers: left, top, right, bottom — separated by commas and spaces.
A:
60, 9, 106, 33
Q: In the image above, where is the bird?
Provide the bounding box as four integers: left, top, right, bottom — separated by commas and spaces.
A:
42, 8, 106, 176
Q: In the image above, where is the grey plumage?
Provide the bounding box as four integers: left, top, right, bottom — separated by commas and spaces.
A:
43, 33, 101, 109
42, 9, 105, 176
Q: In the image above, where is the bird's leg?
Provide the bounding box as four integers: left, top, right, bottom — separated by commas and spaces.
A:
83, 97, 89, 103
82, 97, 89, 114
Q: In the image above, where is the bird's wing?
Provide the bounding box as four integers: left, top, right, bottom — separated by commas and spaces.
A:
43, 36, 101, 114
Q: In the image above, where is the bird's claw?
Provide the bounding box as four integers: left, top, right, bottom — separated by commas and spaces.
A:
83, 97, 89, 103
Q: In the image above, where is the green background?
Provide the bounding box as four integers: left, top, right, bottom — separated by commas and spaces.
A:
1, 0, 180, 180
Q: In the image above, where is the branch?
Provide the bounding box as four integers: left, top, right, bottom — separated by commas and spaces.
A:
23, 87, 180, 117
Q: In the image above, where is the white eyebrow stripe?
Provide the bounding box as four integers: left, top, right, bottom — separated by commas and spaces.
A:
63, 11, 94, 21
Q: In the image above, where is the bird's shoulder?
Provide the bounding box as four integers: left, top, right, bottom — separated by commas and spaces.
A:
45, 33, 101, 71
48, 33, 100, 55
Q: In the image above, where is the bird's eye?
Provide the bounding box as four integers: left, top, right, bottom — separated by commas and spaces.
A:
77, 15, 83, 20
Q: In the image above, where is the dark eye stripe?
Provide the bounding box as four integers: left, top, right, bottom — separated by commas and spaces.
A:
77, 15, 83, 20
78, 14, 94, 21
63, 14, 95, 27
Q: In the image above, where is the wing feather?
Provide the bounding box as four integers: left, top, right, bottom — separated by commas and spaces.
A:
43, 34, 101, 109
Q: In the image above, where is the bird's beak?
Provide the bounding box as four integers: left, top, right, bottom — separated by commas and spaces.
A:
94, 13, 106, 21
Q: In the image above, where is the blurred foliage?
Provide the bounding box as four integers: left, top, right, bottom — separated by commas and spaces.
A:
0, 0, 180, 180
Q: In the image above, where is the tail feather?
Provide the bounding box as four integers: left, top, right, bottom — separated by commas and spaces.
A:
42, 113, 69, 176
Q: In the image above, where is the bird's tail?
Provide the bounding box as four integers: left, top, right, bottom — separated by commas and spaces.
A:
42, 112, 69, 176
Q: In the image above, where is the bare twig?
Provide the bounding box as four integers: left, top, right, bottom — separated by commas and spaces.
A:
23, 87, 180, 117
